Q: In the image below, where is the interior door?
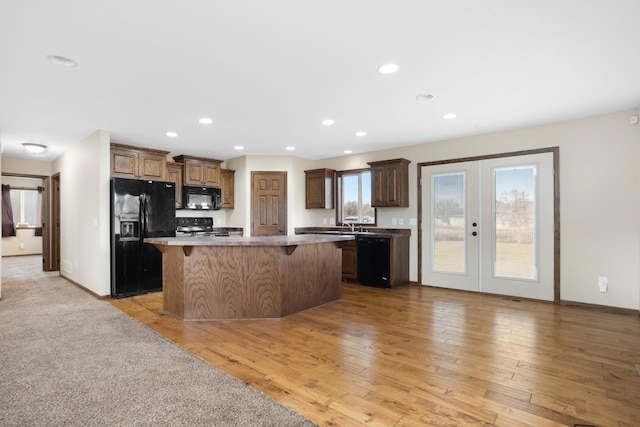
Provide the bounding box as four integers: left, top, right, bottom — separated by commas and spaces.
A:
251, 171, 287, 236
51, 173, 60, 272
421, 152, 555, 301
42, 177, 51, 271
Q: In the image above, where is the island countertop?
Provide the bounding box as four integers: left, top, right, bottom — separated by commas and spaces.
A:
145, 233, 355, 247
147, 233, 350, 320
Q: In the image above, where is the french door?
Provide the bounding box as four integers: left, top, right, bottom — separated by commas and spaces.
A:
421, 152, 555, 301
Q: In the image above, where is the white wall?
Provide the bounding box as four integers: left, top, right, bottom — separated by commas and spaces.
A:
1, 157, 52, 176
53, 130, 111, 296
313, 109, 640, 310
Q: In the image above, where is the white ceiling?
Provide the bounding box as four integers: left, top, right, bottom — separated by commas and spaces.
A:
1, 1, 640, 162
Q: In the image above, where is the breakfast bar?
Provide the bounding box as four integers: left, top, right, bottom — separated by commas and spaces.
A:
145, 234, 354, 320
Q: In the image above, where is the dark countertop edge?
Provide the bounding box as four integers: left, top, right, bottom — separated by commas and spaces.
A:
294, 227, 411, 238
145, 234, 355, 247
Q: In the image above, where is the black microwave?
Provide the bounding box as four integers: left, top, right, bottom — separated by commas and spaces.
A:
183, 186, 222, 210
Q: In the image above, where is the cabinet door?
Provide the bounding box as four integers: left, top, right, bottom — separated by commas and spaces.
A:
138, 152, 166, 181
369, 159, 410, 208
305, 169, 334, 209
166, 163, 183, 208
341, 241, 358, 280
221, 169, 235, 209
203, 162, 221, 187
384, 164, 401, 207
370, 166, 387, 207
111, 147, 139, 178
183, 159, 205, 186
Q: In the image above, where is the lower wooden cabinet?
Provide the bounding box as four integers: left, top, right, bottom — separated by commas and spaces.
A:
341, 240, 358, 281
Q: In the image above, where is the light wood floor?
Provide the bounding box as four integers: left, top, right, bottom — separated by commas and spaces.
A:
110, 283, 640, 426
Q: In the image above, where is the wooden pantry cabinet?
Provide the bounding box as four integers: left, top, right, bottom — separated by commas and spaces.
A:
368, 158, 410, 208
110, 143, 168, 181
173, 155, 223, 187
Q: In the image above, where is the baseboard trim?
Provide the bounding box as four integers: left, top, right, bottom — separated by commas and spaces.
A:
60, 273, 110, 300
560, 299, 639, 316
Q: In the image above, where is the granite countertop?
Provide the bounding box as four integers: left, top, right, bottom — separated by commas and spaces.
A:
145, 234, 355, 247
294, 227, 411, 238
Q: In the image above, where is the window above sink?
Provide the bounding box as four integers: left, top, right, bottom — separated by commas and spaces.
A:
336, 169, 377, 226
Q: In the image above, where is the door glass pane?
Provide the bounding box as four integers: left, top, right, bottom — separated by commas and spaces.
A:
432, 173, 465, 273
494, 166, 536, 279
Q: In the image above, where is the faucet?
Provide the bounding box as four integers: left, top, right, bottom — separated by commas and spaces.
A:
344, 222, 355, 232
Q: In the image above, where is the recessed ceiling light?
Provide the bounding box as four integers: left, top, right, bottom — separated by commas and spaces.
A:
199, 117, 213, 124
442, 113, 457, 120
416, 93, 435, 101
166, 132, 178, 137
355, 131, 367, 137
378, 63, 399, 74
322, 119, 335, 126
344, 150, 353, 154
48, 55, 77, 67
286, 146, 295, 151
22, 143, 47, 154
234, 145, 244, 150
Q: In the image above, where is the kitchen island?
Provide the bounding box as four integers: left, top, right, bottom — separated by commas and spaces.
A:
145, 234, 354, 320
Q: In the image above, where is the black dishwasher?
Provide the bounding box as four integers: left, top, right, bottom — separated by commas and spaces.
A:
356, 236, 391, 288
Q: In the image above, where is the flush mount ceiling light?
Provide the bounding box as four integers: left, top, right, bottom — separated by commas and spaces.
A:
199, 117, 213, 124
416, 93, 435, 101
442, 113, 457, 120
286, 146, 295, 151
166, 132, 178, 137
321, 119, 335, 126
22, 143, 47, 154
378, 63, 399, 74
355, 131, 367, 137
47, 55, 77, 67
234, 145, 244, 150
344, 150, 353, 154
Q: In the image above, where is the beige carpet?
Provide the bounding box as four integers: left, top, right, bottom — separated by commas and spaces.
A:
0, 255, 317, 427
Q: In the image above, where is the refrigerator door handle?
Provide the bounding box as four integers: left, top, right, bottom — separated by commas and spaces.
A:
139, 196, 145, 243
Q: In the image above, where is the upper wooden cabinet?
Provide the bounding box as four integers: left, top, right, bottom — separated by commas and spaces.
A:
305, 168, 335, 209
173, 155, 223, 187
220, 169, 235, 209
165, 162, 184, 209
111, 143, 169, 181
368, 158, 411, 208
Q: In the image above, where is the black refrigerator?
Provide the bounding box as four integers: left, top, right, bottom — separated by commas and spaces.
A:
111, 178, 176, 298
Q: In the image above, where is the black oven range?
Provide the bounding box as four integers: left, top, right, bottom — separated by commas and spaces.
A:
175, 217, 230, 237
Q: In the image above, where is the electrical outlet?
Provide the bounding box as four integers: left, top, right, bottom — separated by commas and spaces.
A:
598, 276, 608, 293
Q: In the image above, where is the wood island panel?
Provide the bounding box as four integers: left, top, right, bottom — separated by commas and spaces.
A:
152, 236, 348, 320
